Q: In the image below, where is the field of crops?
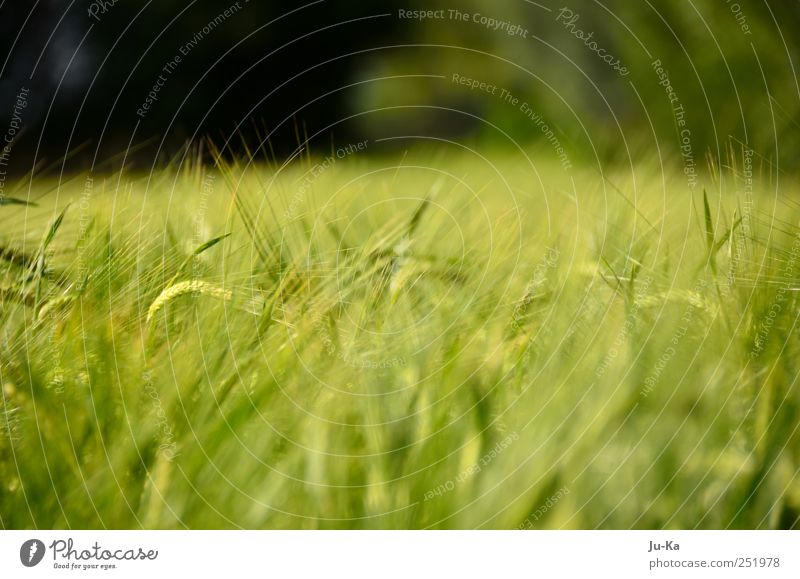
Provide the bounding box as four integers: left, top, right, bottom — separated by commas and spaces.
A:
1, 145, 798, 529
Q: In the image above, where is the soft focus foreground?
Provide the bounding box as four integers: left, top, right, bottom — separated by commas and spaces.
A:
1, 148, 798, 529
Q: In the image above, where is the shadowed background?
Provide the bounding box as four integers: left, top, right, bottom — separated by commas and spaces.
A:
1, 1, 799, 171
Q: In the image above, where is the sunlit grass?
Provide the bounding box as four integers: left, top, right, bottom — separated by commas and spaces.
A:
1, 146, 798, 529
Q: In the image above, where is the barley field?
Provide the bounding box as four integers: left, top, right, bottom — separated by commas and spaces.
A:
1, 144, 798, 529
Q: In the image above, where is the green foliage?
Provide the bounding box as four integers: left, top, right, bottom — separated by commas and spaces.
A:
355, 0, 800, 170
0, 150, 798, 529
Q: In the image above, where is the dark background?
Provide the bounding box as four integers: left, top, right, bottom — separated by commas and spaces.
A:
1, 0, 799, 174
0, 0, 406, 171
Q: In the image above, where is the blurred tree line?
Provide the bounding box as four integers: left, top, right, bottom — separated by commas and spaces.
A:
0, 0, 798, 173
355, 0, 800, 173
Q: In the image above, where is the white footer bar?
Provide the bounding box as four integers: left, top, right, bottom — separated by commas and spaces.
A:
1, 531, 797, 577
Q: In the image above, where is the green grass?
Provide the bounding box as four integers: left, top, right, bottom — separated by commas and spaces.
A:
1, 146, 799, 529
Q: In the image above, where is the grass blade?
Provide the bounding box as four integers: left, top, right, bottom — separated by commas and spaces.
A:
0, 196, 37, 207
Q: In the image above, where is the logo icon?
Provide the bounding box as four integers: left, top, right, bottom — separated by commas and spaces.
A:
20, 539, 46, 567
